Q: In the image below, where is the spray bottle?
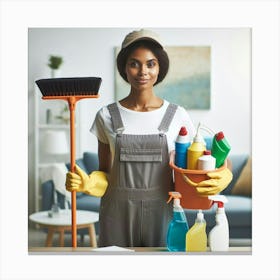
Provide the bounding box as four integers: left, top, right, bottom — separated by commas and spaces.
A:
211, 131, 231, 168
175, 126, 191, 169
208, 195, 229, 251
185, 210, 207, 252
187, 123, 206, 170
166, 192, 189, 252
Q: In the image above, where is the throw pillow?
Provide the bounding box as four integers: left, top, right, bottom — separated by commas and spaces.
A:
83, 152, 99, 173
231, 156, 252, 197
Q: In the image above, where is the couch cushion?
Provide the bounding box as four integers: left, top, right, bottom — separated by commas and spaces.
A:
76, 194, 101, 235
65, 158, 88, 174
83, 152, 99, 173
225, 195, 252, 227
222, 154, 249, 195
76, 194, 101, 212
184, 195, 252, 229
231, 157, 252, 197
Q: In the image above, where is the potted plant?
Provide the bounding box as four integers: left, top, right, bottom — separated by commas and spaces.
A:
48, 55, 63, 78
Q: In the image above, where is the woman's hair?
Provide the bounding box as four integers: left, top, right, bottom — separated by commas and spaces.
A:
116, 40, 169, 86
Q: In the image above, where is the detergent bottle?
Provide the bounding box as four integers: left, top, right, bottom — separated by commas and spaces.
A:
187, 123, 206, 170
208, 195, 229, 251
175, 126, 191, 169
197, 150, 216, 171
186, 210, 207, 252
211, 131, 231, 168
166, 191, 189, 252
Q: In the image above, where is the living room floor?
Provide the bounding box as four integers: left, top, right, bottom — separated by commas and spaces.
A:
28, 227, 96, 247
28, 227, 252, 248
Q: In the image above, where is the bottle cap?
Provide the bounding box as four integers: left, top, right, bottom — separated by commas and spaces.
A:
216, 131, 225, 141
192, 123, 205, 144
179, 126, 188, 136
197, 209, 204, 221
204, 150, 211, 155
193, 131, 205, 143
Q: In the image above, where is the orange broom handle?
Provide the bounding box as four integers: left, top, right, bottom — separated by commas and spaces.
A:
69, 96, 77, 248
42, 94, 99, 248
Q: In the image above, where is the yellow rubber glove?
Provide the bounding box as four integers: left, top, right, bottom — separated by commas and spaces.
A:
65, 165, 108, 197
184, 168, 233, 196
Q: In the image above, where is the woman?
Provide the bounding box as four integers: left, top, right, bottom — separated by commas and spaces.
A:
66, 29, 232, 247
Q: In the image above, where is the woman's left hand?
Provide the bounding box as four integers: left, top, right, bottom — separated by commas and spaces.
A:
195, 168, 233, 196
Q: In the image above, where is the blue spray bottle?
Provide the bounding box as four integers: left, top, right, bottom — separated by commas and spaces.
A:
166, 191, 189, 251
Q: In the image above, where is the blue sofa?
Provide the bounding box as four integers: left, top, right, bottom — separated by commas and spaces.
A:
183, 154, 252, 239
41, 152, 252, 239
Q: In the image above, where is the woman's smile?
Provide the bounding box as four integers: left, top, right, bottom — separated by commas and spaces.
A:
135, 78, 149, 84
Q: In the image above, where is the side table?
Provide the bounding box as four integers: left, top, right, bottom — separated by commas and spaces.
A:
29, 209, 99, 247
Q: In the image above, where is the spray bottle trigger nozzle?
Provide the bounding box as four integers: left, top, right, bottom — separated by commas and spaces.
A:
167, 191, 182, 203
208, 195, 228, 207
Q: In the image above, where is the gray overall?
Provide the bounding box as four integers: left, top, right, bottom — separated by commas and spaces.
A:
98, 102, 178, 247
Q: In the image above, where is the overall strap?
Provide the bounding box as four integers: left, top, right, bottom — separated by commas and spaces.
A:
107, 103, 125, 134
158, 103, 178, 133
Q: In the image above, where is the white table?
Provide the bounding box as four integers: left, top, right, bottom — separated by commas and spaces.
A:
29, 209, 99, 247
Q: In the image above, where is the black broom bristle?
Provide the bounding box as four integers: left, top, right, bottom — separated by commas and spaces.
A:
35, 77, 102, 96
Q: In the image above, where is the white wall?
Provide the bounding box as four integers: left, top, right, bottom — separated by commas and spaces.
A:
29, 27, 251, 155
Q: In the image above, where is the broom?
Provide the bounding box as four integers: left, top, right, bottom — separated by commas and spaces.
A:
35, 77, 102, 248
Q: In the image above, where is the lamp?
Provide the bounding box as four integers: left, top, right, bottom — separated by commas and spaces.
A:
42, 130, 69, 155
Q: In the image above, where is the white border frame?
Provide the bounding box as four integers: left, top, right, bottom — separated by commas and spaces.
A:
1, 1, 279, 280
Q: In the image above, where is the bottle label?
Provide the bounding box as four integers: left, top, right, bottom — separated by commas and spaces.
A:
197, 155, 216, 170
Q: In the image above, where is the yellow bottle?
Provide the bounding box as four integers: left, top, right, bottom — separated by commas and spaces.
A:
186, 210, 207, 252
187, 123, 206, 169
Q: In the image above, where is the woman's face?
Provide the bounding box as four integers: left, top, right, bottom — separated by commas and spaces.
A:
125, 46, 160, 90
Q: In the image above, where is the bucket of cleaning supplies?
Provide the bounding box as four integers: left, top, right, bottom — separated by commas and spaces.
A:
169, 150, 227, 210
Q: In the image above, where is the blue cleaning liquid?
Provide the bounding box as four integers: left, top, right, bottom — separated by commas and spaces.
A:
167, 211, 189, 251
175, 142, 191, 168
175, 126, 191, 169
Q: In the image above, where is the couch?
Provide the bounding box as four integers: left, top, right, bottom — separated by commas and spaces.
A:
41, 152, 252, 240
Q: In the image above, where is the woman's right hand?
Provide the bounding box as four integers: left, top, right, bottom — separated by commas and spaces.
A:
65, 165, 89, 193
65, 164, 109, 197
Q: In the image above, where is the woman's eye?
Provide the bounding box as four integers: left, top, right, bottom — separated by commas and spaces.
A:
147, 60, 156, 68
129, 61, 139, 68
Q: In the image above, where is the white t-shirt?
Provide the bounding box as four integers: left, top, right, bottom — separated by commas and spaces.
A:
90, 100, 195, 164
